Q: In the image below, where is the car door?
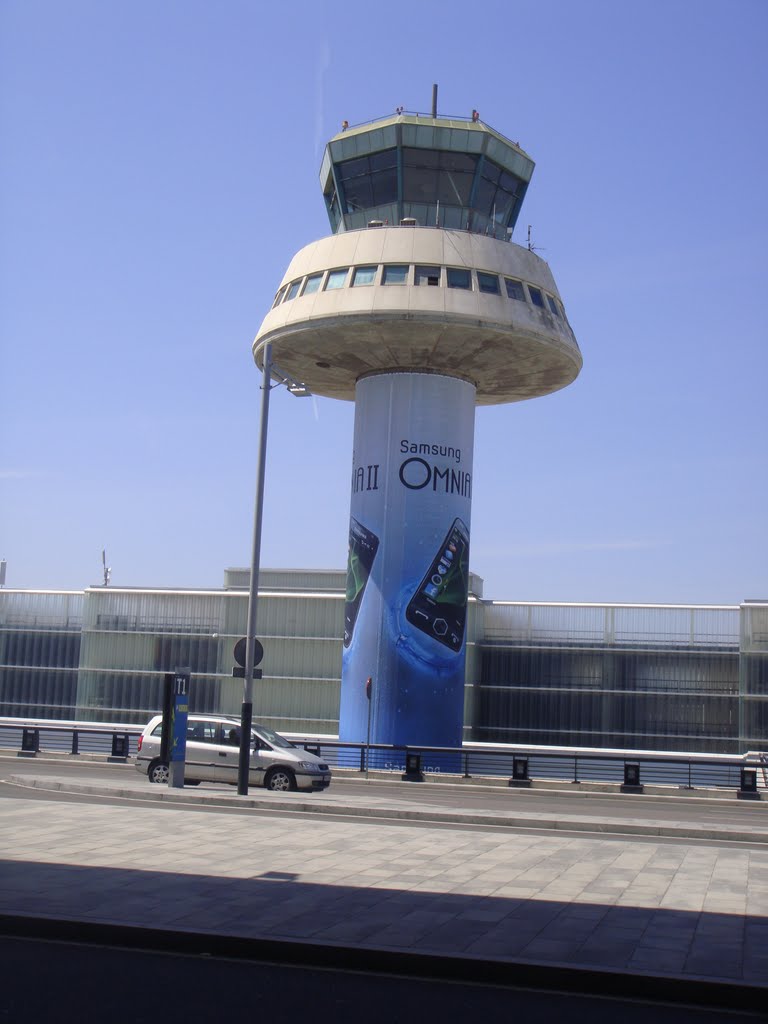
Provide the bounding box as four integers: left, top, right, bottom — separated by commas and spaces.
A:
213, 723, 265, 786
184, 719, 220, 781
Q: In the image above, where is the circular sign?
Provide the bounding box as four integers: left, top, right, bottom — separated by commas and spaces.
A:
233, 637, 264, 668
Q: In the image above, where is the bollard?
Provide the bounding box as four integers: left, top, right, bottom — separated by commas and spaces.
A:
621, 762, 643, 793
108, 733, 130, 762
738, 767, 760, 800
508, 756, 531, 787
401, 751, 424, 782
19, 728, 39, 757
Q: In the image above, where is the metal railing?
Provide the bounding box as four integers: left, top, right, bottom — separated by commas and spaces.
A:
289, 739, 765, 793
0, 719, 141, 758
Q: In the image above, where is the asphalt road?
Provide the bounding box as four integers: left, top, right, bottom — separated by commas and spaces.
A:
3, 756, 767, 839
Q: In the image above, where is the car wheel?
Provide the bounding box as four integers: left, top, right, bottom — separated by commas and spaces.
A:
148, 760, 170, 784
264, 768, 295, 792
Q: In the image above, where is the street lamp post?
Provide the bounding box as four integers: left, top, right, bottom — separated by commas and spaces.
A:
237, 342, 273, 796
237, 344, 311, 796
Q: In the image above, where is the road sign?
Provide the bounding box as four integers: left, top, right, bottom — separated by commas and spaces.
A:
232, 666, 262, 679
234, 636, 264, 668
169, 670, 190, 764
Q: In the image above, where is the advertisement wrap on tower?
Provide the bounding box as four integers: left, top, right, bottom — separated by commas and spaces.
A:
339, 371, 476, 751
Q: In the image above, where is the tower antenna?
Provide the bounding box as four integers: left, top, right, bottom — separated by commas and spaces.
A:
527, 224, 544, 254
102, 548, 111, 587
431, 83, 438, 119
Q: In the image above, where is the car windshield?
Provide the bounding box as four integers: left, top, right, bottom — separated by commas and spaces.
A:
253, 725, 295, 749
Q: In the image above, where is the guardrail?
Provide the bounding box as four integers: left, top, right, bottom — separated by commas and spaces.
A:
1, 718, 765, 796
0, 720, 142, 760
290, 740, 765, 796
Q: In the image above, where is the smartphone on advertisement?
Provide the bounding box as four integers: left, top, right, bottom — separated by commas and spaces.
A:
343, 517, 380, 647
405, 518, 470, 652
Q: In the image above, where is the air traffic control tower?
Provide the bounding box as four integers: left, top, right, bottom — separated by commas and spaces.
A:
253, 99, 582, 750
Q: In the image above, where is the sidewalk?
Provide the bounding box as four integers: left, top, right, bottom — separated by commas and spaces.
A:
2, 770, 768, 1007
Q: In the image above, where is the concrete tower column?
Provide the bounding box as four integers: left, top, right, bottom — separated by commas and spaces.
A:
341, 370, 475, 748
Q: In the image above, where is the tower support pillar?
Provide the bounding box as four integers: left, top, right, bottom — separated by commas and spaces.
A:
340, 370, 476, 750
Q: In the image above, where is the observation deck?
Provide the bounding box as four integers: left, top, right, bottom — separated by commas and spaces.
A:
253, 113, 582, 405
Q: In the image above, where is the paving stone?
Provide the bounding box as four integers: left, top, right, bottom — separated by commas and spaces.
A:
3, 775, 768, 987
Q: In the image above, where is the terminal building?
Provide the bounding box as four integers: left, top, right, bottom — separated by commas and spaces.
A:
1, 572, 766, 755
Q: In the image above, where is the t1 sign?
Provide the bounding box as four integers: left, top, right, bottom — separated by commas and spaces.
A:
168, 670, 190, 786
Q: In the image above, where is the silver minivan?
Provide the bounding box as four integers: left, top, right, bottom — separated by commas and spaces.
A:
135, 714, 332, 792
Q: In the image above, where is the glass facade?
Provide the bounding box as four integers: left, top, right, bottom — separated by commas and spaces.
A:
740, 601, 768, 749
321, 115, 533, 239
0, 592, 82, 718
1, 582, 765, 754
474, 603, 743, 752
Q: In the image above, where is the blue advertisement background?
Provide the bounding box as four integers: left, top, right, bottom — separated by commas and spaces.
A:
339, 371, 476, 750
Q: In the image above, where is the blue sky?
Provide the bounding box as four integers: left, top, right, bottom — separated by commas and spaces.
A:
1, 0, 766, 604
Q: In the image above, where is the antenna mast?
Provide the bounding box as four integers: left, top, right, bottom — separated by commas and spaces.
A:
102, 549, 111, 587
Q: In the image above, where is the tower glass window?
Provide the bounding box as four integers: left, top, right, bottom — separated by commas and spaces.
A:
285, 281, 302, 301
415, 266, 441, 286
302, 273, 323, 296
528, 285, 545, 308
547, 295, 561, 316
337, 149, 398, 214
447, 268, 471, 289
382, 265, 409, 285
505, 278, 525, 301
325, 269, 348, 290
352, 266, 377, 287
475, 160, 524, 230
477, 272, 501, 295
402, 149, 478, 207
